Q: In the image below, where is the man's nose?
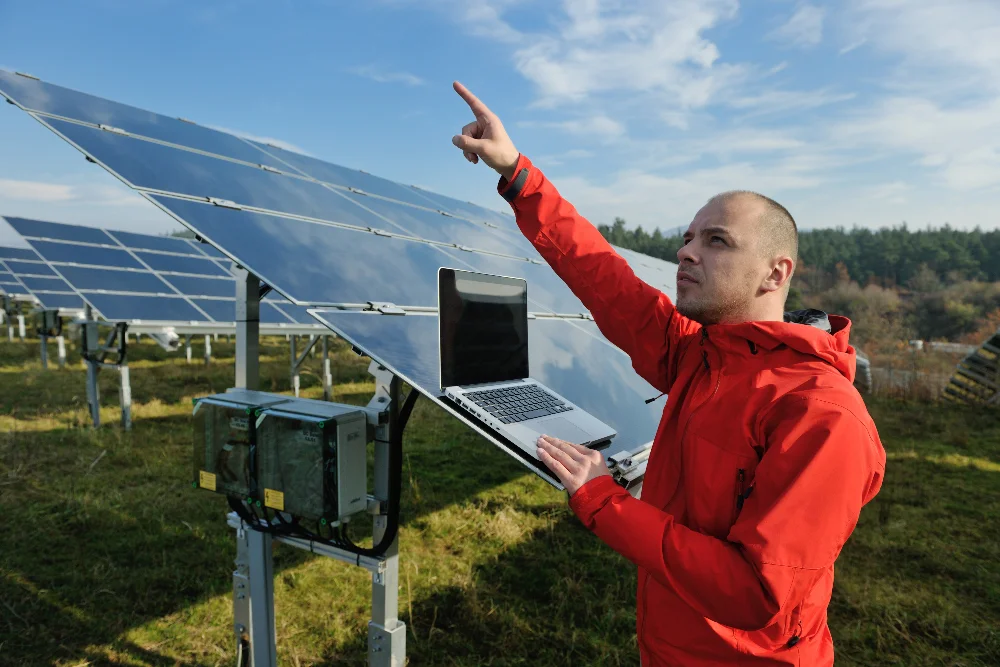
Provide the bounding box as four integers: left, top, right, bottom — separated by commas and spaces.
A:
677, 243, 697, 264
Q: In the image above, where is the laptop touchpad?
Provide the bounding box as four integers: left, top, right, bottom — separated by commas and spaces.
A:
532, 417, 592, 444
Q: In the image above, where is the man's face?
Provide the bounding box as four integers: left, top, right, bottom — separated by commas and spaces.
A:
675, 197, 771, 324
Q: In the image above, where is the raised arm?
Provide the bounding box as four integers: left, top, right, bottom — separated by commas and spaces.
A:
451, 82, 699, 391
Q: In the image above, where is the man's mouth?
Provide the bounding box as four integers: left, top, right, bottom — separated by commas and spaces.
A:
677, 272, 698, 284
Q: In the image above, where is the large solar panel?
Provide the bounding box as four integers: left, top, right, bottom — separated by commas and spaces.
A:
309, 310, 662, 481
3, 216, 318, 325
0, 70, 680, 483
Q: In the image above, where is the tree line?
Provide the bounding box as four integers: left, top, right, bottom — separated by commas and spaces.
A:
598, 218, 1000, 285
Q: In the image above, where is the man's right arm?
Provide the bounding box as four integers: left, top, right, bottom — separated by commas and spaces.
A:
449, 81, 698, 391
498, 154, 699, 392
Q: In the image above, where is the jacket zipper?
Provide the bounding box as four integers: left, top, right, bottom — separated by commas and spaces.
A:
640, 326, 722, 653
736, 468, 746, 511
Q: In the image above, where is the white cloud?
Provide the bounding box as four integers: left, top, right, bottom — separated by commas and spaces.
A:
519, 115, 625, 142
838, 38, 866, 55
206, 125, 312, 156
348, 64, 425, 87
769, 4, 826, 48
0, 179, 75, 202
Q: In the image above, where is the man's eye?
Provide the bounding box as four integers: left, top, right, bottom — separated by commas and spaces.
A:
711, 236, 726, 245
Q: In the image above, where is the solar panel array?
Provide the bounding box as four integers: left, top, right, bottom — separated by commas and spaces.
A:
942, 329, 1000, 406
3, 217, 315, 325
0, 244, 84, 310
0, 69, 680, 466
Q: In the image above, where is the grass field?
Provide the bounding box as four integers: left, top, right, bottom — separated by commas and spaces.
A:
0, 334, 997, 666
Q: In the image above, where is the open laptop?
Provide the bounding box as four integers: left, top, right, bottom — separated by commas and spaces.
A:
439, 267, 616, 457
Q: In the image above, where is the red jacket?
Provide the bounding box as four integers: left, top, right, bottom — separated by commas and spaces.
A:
499, 156, 886, 666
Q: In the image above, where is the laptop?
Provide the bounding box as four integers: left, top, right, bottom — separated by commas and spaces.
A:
438, 267, 616, 458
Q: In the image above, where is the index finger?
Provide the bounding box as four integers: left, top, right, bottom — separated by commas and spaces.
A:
453, 81, 492, 118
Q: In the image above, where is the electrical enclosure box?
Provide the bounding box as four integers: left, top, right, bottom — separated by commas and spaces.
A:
192, 390, 369, 523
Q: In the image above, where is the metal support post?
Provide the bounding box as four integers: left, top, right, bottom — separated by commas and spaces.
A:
57, 335, 66, 369
290, 336, 299, 397
84, 320, 100, 428
204, 334, 212, 365
40, 335, 48, 370
369, 374, 405, 666
185, 335, 193, 364
17, 314, 25, 340
322, 336, 333, 401
233, 268, 275, 666
119, 363, 132, 430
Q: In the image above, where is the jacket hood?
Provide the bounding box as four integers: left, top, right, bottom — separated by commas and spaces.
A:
708, 309, 857, 383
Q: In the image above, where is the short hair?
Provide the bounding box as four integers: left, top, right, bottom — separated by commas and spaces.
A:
708, 190, 798, 264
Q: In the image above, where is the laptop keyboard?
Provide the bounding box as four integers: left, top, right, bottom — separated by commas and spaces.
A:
463, 384, 571, 424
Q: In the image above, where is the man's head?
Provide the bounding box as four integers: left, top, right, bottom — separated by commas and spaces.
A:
675, 191, 797, 325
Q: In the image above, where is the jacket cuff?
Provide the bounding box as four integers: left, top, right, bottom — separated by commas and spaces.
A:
497, 154, 533, 203
568, 475, 623, 523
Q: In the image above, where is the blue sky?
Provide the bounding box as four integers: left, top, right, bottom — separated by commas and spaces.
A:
1, 0, 999, 248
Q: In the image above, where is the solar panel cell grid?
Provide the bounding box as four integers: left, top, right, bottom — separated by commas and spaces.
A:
0, 247, 41, 261
32, 241, 144, 270
163, 275, 235, 298
106, 228, 208, 256
2, 260, 57, 276
18, 276, 75, 292
135, 252, 230, 277
56, 266, 174, 294
0, 70, 283, 170
5, 216, 113, 245
82, 293, 206, 322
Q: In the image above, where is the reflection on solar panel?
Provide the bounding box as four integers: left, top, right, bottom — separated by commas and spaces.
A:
0, 244, 83, 309
2, 216, 317, 325
0, 69, 679, 457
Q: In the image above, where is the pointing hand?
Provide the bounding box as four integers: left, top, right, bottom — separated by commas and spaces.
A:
452, 81, 520, 182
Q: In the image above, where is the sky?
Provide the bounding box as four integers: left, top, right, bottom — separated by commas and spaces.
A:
1, 0, 999, 248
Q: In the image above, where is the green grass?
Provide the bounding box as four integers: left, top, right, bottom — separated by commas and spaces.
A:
0, 335, 997, 666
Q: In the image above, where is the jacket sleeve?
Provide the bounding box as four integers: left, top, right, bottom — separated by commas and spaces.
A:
568, 395, 886, 631
499, 154, 699, 392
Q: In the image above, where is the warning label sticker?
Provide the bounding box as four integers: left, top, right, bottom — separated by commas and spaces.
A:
264, 488, 285, 511
199, 470, 217, 491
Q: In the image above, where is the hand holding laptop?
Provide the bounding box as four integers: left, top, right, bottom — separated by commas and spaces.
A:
536, 435, 612, 495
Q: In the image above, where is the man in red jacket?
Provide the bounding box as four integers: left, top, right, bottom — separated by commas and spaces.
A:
451, 82, 886, 667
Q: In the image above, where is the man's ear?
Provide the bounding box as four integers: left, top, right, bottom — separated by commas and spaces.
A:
761, 257, 794, 294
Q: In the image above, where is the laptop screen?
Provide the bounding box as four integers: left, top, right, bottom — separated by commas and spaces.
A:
439, 268, 529, 388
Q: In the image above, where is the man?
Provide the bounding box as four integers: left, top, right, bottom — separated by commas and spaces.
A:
451, 81, 886, 666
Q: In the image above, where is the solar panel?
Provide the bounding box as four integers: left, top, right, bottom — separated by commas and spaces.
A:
31, 240, 145, 270
612, 246, 678, 294
0, 70, 284, 170
5, 215, 113, 245
6, 216, 318, 324
0, 72, 683, 483
0, 246, 42, 261
134, 251, 231, 277
19, 276, 77, 292
55, 266, 174, 294
44, 118, 542, 266
164, 275, 235, 298
3, 260, 57, 276
104, 228, 209, 256
82, 293, 207, 322
309, 310, 661, 457
31, 293, 85, 310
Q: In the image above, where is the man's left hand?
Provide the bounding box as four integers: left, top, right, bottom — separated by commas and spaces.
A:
536, 435, 612, 496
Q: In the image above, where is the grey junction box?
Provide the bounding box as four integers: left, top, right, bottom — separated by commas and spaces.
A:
193, 389, 369, 523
